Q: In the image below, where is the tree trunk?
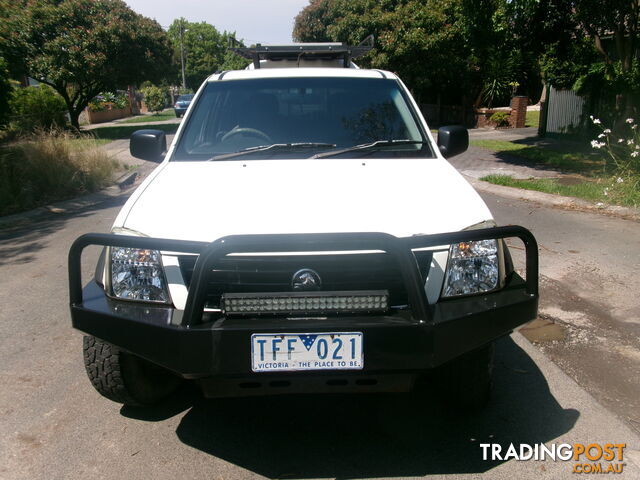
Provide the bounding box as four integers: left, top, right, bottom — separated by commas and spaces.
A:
538, 81, 547, 105
52, 83, 81, 131
69, 108, 81, 131
473, 88, 484, 109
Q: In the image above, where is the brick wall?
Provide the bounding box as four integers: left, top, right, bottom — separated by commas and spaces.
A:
86, 107, 131, 124
509, 96, 528, 128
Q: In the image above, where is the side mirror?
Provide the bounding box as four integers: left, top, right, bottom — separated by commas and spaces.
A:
437, 125, 468, 158
130, 130, 167, 162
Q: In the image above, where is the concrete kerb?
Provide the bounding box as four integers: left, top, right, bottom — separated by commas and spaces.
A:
0, 163, 152, 230
116, 169, 138, 188
467, 175, 640, 222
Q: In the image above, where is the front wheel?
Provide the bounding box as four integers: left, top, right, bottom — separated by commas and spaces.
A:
434, 342, 494, 411
83, 335, 181, 406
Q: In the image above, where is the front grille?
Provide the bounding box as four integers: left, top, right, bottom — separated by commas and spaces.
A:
178, 251, 432, 312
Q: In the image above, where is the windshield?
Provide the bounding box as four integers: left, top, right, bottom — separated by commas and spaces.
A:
177, 94, 194, 102
173, 77, 433, 161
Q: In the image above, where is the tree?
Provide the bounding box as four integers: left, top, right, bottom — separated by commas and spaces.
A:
0, 0, 173, 129
575, 0, 638, 75
292, 0, 639, 125
167, 19, 247, 90
573, 0, 639, 118
293, 0, 341, 42
220, 49, 250, 72
0, 0, 30, 81
293, 0, 481, 104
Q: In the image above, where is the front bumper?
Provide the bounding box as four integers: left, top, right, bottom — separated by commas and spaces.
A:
69, 228, 538, 391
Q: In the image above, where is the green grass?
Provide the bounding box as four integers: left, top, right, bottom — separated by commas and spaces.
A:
481, 174, 640, 208
525, 110, 540, 128
119, 110, 176, 123
470, 139, 603, 174
474, 137, 640, 207
88, 122, 179, 141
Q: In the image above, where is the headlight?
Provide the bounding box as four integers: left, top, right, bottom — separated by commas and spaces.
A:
110, 247, 170, 303
442, 239, 499, 297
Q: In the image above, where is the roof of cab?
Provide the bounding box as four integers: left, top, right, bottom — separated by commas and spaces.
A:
207, 68, 396, 82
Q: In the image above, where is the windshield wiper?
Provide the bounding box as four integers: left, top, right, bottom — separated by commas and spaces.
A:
312, 139, 428, 159
208, 143, 336, 161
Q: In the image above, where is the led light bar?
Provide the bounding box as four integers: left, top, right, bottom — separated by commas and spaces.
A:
223, 291, 389, 315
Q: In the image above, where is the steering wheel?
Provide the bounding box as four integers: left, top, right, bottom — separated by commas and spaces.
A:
221, 127, 272, 144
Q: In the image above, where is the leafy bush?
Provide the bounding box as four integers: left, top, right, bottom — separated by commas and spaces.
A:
0, 57, 11, 127
0, 130, 118, 215
478, 49, 520, 108
7, 84, 67, 133
141, 85, 167, 113
88, 92, 129, 112
489, 111, 510, 128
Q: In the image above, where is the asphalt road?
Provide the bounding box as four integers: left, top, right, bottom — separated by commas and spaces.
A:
1, 185, 639, 479
482, 190, 640, 432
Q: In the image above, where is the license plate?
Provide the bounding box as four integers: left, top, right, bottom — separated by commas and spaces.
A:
251, 332, 363, 372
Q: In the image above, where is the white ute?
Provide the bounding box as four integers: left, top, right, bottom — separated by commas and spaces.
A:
69, 40, 538, 409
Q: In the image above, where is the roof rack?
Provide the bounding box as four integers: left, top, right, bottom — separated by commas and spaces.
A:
229, 35, 374, 69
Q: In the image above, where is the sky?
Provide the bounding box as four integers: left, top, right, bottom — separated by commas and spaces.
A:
123, 0, 310, 44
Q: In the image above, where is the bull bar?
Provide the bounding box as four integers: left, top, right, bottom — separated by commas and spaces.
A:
68, 227, 538, 378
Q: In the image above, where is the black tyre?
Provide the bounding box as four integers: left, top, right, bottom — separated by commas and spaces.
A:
83, 335, 181, 406
435, 342, 494, 411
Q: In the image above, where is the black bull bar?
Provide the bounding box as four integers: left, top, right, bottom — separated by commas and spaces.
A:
68, 227, 538, 375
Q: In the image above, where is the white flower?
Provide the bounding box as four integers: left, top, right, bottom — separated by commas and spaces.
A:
598, 133, 606, 138
632, 151, 639, 158
591, 140, 605, 149
592, 118, 601, 125
603, 188, 608, 196
616, 177, 624, 183
632, 124, 638, 130
596, 202, 604, 207
626, 118, 634, 124
618, 138, 625, 143
603, 129, 611, 134
627, 139, 635, 145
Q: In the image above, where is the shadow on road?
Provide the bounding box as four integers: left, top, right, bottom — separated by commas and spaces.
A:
474, 136, 600, 176
0, 195, 128, 266
122, 336, 579, 478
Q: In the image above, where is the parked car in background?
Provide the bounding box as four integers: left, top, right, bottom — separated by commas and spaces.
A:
173, 94, 194, 117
